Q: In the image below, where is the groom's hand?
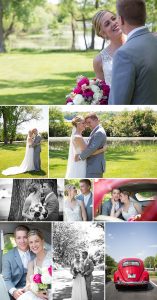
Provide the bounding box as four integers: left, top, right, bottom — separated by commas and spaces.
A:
75, 154, 80, 162
13, 289, 25, 299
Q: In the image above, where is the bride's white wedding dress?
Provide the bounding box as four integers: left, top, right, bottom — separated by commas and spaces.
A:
2, 137, 35, 175
71, 261, 88, 300
18, 251, 51, 300
66, 128, 86, 178
64, 200, 83, 221
100, 48, 112, 86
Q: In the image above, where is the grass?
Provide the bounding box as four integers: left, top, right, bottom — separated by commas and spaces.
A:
0, 141, 48, 178
49, 143, 157, 178
0, 50, 96, 105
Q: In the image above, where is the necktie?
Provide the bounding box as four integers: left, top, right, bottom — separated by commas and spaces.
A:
22, 252, 29, 269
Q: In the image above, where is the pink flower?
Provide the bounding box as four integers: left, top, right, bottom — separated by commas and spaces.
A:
77, 77, 89, 87
82, 89, 94, 98
73, 86, 82, 94
66, 97, 73, 104
99, 98, 108, 105
33, 274, 42, 284
48, 266, 52, 276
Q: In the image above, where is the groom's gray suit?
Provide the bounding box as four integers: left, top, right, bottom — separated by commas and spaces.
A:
31, 134, 42, 171
76, 192, 93, 221
109, 27, 157, 104
80, 125, 106, 178
2, 247, 35, 299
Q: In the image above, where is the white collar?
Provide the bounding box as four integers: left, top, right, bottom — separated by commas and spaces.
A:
18, 248, 30, 257
90, 125, 100, 136
127, 26, 147, 40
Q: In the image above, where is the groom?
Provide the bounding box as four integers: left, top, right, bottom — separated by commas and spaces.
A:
82, 251, 94, 300
77, 179, 93, 221
75, 113, 107, 178
2, 225, 35, 300
109, 0, 157, 104
31, 128, 42, 171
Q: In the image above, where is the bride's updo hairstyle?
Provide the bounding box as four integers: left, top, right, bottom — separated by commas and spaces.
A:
28, 183, 38, 194
92, 10, 113, 38
72, 115, 84, 128
28, 229, 44, 240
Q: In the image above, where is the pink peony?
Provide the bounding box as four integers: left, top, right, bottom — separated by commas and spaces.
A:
73, 86, 82, 94
33, 274, 42, 284
99, 98, 108, 105
82, 89, 94, 98
77, 77, 89, 87
48, 265, 52, 276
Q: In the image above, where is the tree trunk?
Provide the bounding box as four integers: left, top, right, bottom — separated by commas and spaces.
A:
71, 14, 76, 50
90, 0, 99, 49
2, 108, 8, 144
82, 14, 88, 50
0, 0, 5, 52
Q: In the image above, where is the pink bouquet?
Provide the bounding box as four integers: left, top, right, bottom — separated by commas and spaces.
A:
66, 75, 110, 105
31, 265, 52, 293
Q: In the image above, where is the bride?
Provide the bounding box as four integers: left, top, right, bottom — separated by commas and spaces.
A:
92, 10, 126, 85
70, 252, 88, 300
64, 185, 87, 221
18, 229, 51, 300
65, 116, 105, 178
2, 130, 35, 176
22, 183, 41, 221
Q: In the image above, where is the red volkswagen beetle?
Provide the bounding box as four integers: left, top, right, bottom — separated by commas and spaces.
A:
114, 258, 149, 289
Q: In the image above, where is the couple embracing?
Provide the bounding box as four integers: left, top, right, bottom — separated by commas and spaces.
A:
70, 251, 94, 300
66, 113, 107, 179
2, 128, 41, 176
2, 225, 51, 300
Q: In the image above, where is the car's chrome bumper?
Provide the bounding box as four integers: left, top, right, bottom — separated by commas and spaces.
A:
115, 281, 149, 286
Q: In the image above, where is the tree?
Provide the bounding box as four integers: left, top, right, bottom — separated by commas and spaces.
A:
144, 256, 155, 270
0, 0, 45, 52
49, 107, 71, 137
0, 106, 41, 144
8, 179, 57, 221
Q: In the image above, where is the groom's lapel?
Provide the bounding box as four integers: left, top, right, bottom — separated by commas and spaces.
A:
89, 125, 100, 138
14, 248, 24, 272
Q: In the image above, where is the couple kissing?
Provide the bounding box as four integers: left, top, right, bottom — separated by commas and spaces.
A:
66, 113, 107, 179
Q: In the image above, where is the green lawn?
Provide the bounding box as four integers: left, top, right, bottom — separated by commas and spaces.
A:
0, 50, 96, 105
0, 141, 48, 178
49, 143, 157, 178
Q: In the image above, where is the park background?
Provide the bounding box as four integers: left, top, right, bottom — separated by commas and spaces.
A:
0, 106, 48, 178
49, 105, 157, 178
0, 0, 157, 104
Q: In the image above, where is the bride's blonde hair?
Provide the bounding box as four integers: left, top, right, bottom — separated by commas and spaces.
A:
28, 229, 44, 240
92, 10, 113, 37
71, 115, 84, 128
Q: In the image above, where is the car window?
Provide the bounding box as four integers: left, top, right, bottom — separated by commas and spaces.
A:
122, 261, 140, 267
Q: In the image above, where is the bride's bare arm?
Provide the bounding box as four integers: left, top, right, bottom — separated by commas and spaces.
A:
73, 136, 87, 151
24, 261, 34, 290
93, 54, 105, 81
79, 201, 87, 221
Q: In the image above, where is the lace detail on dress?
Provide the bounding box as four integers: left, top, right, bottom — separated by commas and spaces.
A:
100, 48, 113, 86
122, 202, 138, 221
64, 200, 82, 221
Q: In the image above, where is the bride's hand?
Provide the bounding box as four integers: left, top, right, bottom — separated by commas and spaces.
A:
36, 291, 48, 300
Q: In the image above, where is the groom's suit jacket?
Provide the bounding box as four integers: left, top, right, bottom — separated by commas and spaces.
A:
84, 258, 94, 282
76, 193, 93, 221
2, 247, 35, 292
44, 192, 59, 221
32, 134, 42, 153
109, 27, 157, 104
80, 125, 106, 178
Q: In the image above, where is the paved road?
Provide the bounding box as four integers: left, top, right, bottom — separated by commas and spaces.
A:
106, 281, 157, 300
53, 268, 104, 300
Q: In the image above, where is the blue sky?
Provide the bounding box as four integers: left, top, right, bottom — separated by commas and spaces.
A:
106, 222, 157, 262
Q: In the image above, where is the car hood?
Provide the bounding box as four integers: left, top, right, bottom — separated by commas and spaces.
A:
119, 266, 143, 282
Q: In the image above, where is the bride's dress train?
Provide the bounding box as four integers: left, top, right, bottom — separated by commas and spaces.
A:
66, 128, 86, 178
2, 139, 35, 176
72, 274, 88, 300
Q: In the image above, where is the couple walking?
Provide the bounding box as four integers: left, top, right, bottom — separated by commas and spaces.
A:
66, 113, 107, 179
70, 251, 94, 300
92, 0, 157, 104
2, 128, 41, 176
2, 225, 51, 300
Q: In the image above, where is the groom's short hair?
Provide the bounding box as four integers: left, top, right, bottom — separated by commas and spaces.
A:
80, 179, 91, 188
85, 113, 99, 121
117, 0, 146, 26
14, 225, 29, 237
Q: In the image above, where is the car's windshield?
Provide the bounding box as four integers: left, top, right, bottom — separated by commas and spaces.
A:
122, 261, 140, 267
